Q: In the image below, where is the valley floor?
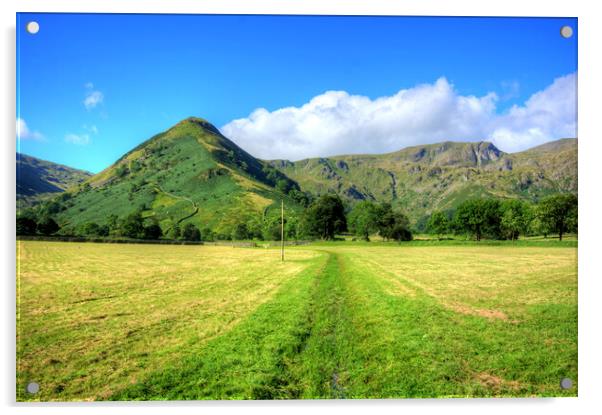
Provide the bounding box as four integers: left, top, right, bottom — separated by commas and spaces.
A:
16, 241, 577, 401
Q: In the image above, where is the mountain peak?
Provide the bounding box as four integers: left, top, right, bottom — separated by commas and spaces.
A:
394, 140, 503, 167
173, 116, 222, 136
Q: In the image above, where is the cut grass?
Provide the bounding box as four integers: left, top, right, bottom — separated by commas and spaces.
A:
16, 241, 577, 400
318, 246, 577, 397
16, 241, 319, 401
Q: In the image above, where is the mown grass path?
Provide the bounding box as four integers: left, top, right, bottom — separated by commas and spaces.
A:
111, 245, 577, 400
111, 251, 348, 400
17, 241, 577, 401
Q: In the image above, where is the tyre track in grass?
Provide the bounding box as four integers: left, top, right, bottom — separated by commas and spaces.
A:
286, 251, 349, 399
107, 246, 577, 399
109, 250, 356, 400
109, 251, 330, 400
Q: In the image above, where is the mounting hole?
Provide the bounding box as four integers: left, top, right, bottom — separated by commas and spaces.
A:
560, 25, 573, 39
26, 382, 40, 394
560, 377, 573, 390
26, 21, 40, 34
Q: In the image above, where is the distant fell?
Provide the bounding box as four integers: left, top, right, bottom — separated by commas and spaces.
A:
268, 138, 577, 226
17, 153, 92, 207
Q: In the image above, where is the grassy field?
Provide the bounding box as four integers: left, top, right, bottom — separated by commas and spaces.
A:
16, 240, 577, 401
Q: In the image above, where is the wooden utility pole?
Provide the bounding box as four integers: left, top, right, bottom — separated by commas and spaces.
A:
281, 199, 285, 261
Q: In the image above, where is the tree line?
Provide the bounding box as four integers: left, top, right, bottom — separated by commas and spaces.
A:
426, 193, 577, 241
17, 192, 576, 243
223, 195, 413, 242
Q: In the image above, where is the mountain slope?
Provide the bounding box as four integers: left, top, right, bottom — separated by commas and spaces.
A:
17, 153, 92, 206
29, 115, 577, 235
268, 138, 577, 225
50, 117, 300, 235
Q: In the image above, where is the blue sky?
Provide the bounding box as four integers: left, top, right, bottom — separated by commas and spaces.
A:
17, 14, 577, 172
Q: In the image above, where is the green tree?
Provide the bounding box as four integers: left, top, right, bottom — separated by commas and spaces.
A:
246, 216, 264, 240
348, 201, 379, 241
536, 194, 577, 241
182, 223, 201, 241
285, 215, 299, 240
376, 204, 412, 242
453, 199, 502, 241
299, 194, 347, 240
81, 222, 101, 236
232, 223, 250, 240
215, 232, 231, 241
288, 189, 312, 207
389, 216, 413, 242
143, 223, 163, 240
201, 227, 215, 242
529, 216, 546, 238
263, 215, 282, 241
275, 179, 291, 194
107, 214, 119, 230
171, 223, 181, 240
115, 164, 128, 178
122, 212, 144, 239
97, 225, 110, 237
16, 216, 37, 235
427, 211, 449, 238
37, 217, 60, 235
500, 200, 533, 240
39, 199, 62, 216
375, 203, 393, 240
58, 192, 72, 202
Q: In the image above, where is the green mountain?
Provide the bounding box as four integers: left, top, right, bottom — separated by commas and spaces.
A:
268, 138, 577, 226
45, 117, 301, 235
17, 153, 92, 207
25, 115, 576, 235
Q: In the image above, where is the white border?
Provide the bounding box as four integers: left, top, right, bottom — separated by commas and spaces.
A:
2, 1, 601, 415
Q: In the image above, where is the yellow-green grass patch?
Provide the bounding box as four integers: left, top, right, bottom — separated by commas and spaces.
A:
17, 241, 319, 401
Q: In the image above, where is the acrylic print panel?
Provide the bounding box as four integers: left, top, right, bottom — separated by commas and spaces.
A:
16, 13, 577, 401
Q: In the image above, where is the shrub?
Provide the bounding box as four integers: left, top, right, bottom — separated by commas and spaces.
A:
201, 227, 215, 242
143, 224, 163, 240
232, 223, 250, 240
81, 222, 101, 236
182, 223, 201, 241
16, 216, 37, 235
37, 217, 60, 235
122, 212, 144, 239
171, 223, 181, 240
97, 225, 110, 237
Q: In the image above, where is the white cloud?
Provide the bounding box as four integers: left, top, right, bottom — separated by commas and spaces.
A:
83, 83, 104, 110
65, 133, 90, 145
16, 118, 44, 141
488, 73, 577, 152
221, 73, 576, 160
84, 91, 104, 109
83, 124, 99, 134
65, 124, 98, 146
